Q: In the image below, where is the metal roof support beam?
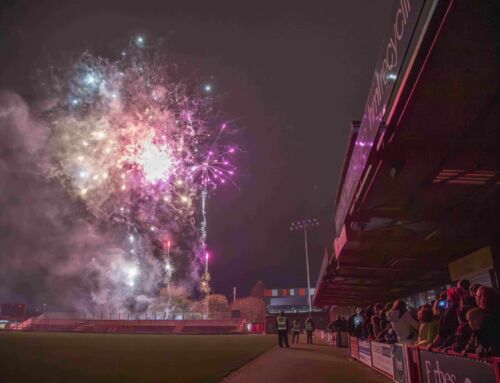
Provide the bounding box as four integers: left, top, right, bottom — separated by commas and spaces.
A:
340, 264, 408, 272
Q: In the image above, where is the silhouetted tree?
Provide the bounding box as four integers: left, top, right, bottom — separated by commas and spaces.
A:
232, 297, 266, 322
251, 280, 265, 298
192, 294, 230, 314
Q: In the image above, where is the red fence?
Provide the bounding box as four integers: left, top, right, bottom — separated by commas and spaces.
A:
349, 336, 500, 383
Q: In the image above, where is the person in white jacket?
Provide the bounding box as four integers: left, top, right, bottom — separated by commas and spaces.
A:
387, 300, 419, 344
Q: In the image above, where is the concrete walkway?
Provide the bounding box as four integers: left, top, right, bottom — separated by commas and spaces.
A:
223, 339, 390, 383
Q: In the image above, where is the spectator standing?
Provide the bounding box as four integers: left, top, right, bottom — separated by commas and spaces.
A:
387, 300, 419, 344
464, 307, 485, 354
416, 308, 438, 347
334, 315, 347, 347
333, 315, 344, 331
445, 295, 476, 352
371, 303, 388, 339
476, 286, 500, 356
348, 308, 363, 338
363, 305, 375, 339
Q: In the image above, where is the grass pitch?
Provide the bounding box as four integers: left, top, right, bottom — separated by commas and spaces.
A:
0, 332, 275, 383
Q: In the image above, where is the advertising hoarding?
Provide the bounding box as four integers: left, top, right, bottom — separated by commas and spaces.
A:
419, 350, 496, 383
350, 336, 359, 360
393, 343, 409, 383
371, 341, 395, 378
358, 339, 372, 367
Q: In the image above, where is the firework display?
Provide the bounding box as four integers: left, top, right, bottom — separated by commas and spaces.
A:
42, 36, 236, 311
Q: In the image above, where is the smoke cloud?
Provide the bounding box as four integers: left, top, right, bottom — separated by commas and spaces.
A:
0, 91, 180, 313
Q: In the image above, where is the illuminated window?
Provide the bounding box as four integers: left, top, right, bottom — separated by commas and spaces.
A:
289, 289, 295, 296
272, 289, 278, 297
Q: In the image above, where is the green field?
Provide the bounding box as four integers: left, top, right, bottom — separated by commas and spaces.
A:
0, 332, 275, 383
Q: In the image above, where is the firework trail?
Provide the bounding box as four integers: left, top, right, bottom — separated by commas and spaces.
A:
39, 35, 237, 312
190, 123, 237, 296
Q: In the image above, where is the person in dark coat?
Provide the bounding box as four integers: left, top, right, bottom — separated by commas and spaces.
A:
372, 303, 388, 339
464, 307, 485, 355
363, 305, 375, 339
476, 286, 500, 356
444, 295, 476, 352
348, 308, 364, 338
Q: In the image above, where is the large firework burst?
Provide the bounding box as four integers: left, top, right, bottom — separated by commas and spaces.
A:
41, 36, 236, 308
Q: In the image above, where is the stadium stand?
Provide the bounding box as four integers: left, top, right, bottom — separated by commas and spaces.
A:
9, 314, 243, 335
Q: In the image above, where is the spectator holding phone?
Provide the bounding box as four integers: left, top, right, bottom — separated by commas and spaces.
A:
428, 287, 463, 349
348, 308, 364, 338
432, 299, 445, 320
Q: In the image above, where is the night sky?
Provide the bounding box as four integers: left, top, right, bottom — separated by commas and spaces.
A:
0, 0, 394, 305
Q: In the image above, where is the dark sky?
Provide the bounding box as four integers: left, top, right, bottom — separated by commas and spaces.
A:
0, 0, 394, 301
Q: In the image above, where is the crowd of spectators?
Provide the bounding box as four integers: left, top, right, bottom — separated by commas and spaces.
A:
344, 281, 500, 357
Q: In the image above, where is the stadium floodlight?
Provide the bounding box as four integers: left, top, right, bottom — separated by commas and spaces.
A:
290, 218, 319, 313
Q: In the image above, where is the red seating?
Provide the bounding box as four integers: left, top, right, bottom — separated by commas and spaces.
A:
17, 317, 242, 335
181, 325, 240, 334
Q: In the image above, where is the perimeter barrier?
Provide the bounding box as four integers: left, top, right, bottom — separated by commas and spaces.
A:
317, 330, 349, 348
348, 336, 500, 383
